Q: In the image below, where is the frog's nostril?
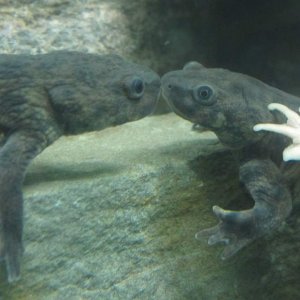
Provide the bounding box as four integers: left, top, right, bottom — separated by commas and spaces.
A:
168, 84, 172, 89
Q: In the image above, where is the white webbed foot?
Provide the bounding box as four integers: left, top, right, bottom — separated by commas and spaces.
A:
254, 103, 300, 161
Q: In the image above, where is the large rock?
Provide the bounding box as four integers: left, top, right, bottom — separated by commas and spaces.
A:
1, 113, 298, 299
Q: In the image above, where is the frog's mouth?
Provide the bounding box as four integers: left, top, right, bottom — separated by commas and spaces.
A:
113, 115, 128, 126
192, 123, 208, 133
161, 86, 195, 122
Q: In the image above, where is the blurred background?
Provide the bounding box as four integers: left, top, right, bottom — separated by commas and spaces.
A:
1, 0, 300, 98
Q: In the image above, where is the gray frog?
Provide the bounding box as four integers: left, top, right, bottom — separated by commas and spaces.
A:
161, 61, 299, 260
0, 51, 160, 282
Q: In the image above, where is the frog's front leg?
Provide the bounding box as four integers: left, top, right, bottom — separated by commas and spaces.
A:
196, 159, 292, 259
0, 130, 50, 282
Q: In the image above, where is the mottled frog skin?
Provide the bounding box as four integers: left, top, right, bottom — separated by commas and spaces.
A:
161, 62, 300, 260
0, 51, 160, 282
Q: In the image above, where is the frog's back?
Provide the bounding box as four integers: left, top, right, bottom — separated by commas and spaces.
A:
0, 51, 155, 90
0, 52, 127, 124
0, 52, 109, 83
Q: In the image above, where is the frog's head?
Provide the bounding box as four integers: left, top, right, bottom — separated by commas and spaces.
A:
161, 62, 274, 148
49, 53, 160, 134
106, 55, 161, 126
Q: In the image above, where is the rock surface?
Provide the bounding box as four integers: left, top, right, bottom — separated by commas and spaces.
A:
0, 0, 133, 57
0, 114, 298, 299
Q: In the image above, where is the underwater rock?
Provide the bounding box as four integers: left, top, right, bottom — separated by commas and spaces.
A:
0, 114, 297, 299
0, 1, 134, 57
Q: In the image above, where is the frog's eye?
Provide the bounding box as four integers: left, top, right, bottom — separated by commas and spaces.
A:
183, 61, 204, 71
192, 85, 215, 105
124, 77, 145, 100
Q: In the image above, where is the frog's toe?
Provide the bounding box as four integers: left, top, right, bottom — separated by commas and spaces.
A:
5, 249, 22, 283
4, 235, 23, 283
195, 224, 230, 245
220, 237, 251, 260
195, 225, 220, 242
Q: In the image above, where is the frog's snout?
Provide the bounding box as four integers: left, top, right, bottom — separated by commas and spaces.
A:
161, 73, 174, 99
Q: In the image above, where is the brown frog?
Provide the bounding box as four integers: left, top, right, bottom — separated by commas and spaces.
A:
0, 51, 160, 282
161, 62, 300, 261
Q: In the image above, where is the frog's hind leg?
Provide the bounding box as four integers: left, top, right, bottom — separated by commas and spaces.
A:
196, 159, 292, 259
0, 130, 49, 282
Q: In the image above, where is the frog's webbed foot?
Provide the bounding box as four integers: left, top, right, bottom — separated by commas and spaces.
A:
254, 103, 300, 161
196, 159, 292, 259
196, 206, 261, 259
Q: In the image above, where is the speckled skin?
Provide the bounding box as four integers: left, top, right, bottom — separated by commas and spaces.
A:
0, 51, 160, 282
161, 62, 299, 260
